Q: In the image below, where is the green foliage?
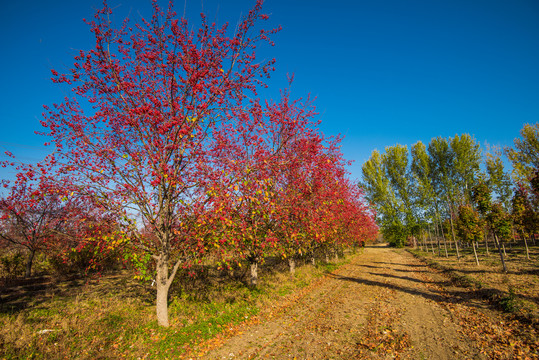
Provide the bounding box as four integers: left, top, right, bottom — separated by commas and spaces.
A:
130, 252, 154, 281
363, 135, 486, 248
382, 221, 408, 247
450, 134, 481, 203
506, 123, 539, 184
499, 288, 518, 313
488, 202, 512, 241
485, 146, 512, 210
428, 137, 455, 202
455, 204, 484, 244
362, 150, 406, 243
382, 145, 417, 232
472, 180, 492, 215
411, 141, 434, 215
512, 185, 531, 235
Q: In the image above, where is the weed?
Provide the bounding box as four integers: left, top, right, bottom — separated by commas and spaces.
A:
318, 262, 338, 274
499, 288, 518, 313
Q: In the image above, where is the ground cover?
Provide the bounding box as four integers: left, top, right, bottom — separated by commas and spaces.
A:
2, 245, 538, 359
410, 240, 539, 324
203, 245, 538, 359
0, 257, 343, 359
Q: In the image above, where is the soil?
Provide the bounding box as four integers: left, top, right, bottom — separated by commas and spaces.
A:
202, 245, 538, 359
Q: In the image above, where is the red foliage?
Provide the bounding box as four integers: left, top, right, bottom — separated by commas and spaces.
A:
5, 0, 378, 325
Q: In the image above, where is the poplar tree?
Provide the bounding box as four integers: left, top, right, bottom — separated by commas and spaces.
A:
506, 123, 539, 186
382, 145, 418, 245
428, 137, 454, 254
411, 141, 436, 250
361, 150, 405, 246
485, 146, 512, 211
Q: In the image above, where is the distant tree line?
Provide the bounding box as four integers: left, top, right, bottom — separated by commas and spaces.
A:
361, 123, 539, 271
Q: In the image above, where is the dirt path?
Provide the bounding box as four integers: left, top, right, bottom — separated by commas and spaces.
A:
203, 245, 537, 359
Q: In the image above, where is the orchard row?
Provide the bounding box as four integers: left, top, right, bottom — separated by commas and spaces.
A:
0, 0, 377, 327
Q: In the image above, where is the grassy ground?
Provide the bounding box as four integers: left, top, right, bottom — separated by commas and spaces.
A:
0, 255, 348, 359
409, 239, 539, 325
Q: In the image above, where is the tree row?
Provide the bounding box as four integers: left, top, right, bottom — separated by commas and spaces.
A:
0, 0, 377, 327
361, 124, 539, 272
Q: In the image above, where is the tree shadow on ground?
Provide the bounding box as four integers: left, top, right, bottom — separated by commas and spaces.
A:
327, 272, 469, 307
453, 267, 539, 276
372, 261, 427, 268
352, 264, 431, 273
366, 272, 439, 284
330, 254, 520, 310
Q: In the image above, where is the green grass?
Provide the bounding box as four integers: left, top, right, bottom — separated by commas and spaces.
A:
317, 262, 339, 274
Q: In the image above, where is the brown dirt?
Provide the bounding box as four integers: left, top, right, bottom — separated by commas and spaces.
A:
202, 245, 538, 360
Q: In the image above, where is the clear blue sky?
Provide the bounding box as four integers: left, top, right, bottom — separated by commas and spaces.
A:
1, 0, 538, 182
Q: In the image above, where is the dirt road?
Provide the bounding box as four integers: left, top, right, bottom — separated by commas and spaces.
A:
203, 245, 537, 359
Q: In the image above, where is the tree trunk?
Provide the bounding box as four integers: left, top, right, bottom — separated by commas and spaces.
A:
428, 228, 435, 254
25, 249, 35, 278
524, 234, 530, 261
156, 255, 171, 327
288, 257, 296, 276
325, 252, 330, 263
449, 214, 460, 261
334, 250, 339, 262
473, 241, 479, 266
438, 219, 448, 258
493, 232, 508, 273
311, 254, 316, 266
484, 232, 489, 256
434, 222, 441, 257
502, 243, 507, 257
250, 261, 258, 286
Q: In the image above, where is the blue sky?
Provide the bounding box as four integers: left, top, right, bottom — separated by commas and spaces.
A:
1, 0, 538, 182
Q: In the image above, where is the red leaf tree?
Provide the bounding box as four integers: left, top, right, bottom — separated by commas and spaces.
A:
0, 164, 76, 277
209, 88, 319, 285
40, 1, 279, 326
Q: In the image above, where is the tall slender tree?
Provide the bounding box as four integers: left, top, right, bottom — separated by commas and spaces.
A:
382, 144, 418, 244
506, 123, 539, 186
485, 145, 512, 211
362, 150, 405, 246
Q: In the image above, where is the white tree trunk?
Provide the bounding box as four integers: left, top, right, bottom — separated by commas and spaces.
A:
493, 233, 508, 273
250, 261, 258, 286
288, 257, 296, 276
156, 255, 171, 327
524, 235, 530, 260
473, 241, 479, 266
